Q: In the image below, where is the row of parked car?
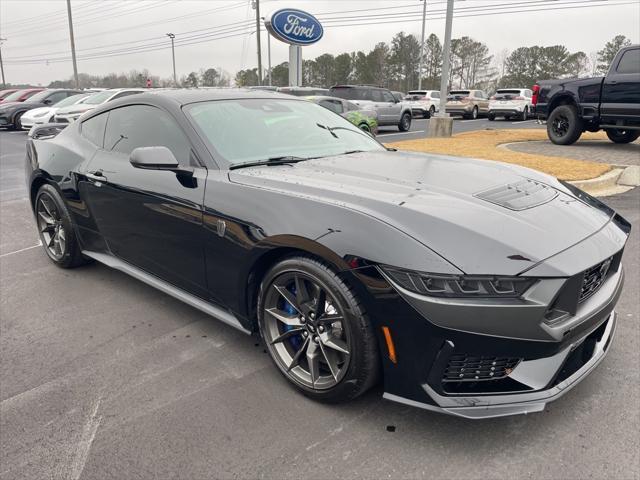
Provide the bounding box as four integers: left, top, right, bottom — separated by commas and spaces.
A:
255, 84, 534, 132
0, 87, 145, 130
1, 83, 531, 136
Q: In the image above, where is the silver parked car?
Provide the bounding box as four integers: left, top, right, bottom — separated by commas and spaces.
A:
54, 88, 145, 123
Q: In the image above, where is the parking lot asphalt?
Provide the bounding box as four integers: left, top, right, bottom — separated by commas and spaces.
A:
376, 115, 543, 142
1, 129, 638, 480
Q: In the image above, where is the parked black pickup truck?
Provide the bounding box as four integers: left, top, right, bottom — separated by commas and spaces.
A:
533, 45, 640, 145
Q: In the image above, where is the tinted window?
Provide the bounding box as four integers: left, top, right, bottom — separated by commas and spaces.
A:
319, 99, 344, 114
329, 87, 370, 101
617, 48, 640, 74
431, 92, 440, 98
104, 105, 191, 164
81, 112, 108, 147
45, 91, 69, 104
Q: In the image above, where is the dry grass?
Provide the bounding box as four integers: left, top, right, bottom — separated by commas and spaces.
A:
387, 129, 612, 181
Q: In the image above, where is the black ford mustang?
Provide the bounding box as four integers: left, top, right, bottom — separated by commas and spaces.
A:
25, 90, 629, 419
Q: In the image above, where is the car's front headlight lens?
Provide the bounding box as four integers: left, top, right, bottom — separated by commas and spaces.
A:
380, 266, 536, 298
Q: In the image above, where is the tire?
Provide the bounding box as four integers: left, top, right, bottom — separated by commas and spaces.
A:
488, 113, 496, 121
398, 112, 411, 132
520, 107, 528, 121
8, 112, 24, 130
547, 104, 583, 145
471, 106, 478, 120
34, 184, 88, 268
258, 256, 379, 403
605, 129, 640, 144
358, 123, 373, 136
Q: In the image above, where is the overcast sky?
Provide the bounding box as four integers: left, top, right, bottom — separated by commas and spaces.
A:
1, 0, 639, 85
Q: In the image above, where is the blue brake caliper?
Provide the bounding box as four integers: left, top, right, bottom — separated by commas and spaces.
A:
281, 283, 302, 350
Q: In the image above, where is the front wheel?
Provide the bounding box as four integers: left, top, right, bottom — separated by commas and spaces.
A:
398, 112, 411, 132
35, 184, 88, 268
488, 113, 496, 121
258, 256, 379, 402
547, 104, 583, 145
605, 129, 640, 144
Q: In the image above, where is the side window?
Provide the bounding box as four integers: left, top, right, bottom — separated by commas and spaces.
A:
616, 48, 640, 74
346, 101, 359, 111
319, 100, 344, 114
104, 105, 192, 164
45, 92, 68, 104
382, 91, 395, 103
81, 112, 108, 147
524, 90, 532, 98
431, 92, 440, 99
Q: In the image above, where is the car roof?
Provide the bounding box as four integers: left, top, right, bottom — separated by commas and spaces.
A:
138, 88, 304, 105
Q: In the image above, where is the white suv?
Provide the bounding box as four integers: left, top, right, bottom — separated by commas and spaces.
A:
405, 90, 441, 118
488, 88, 533, 121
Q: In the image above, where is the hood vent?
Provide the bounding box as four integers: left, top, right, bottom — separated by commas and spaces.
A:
474, 179, 558, 211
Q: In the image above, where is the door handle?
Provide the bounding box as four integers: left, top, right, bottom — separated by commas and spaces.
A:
609, 80, 617, 85
86, 171, 107, 183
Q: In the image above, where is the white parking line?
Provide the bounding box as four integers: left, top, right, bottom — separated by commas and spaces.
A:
0, 241, 42, 258
511, 120, 536, 125
379, 130, 426, 138
460, 119, 483, 123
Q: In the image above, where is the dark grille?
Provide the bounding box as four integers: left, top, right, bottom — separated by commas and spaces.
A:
443, 354, 521, 382
579, 256, 613, 303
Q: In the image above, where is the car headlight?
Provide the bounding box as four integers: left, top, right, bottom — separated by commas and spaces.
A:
379, 266, 536, 298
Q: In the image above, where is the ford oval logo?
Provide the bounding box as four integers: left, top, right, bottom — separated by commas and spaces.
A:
266, 9, 323, 46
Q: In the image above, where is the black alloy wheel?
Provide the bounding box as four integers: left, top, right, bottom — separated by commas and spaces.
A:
547, 104, 583, 145
35, 184, 87, 268
398, 112, 412, 132
258, 257, 379, 402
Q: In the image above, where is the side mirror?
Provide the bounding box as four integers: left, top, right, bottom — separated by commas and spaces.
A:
130, 146, 180, 170
43, 99, 53, 105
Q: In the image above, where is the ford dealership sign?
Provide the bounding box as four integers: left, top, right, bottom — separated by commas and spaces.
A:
265, 9, 323, 46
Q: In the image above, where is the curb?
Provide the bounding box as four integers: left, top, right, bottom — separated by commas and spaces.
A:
569, 165, 639, 197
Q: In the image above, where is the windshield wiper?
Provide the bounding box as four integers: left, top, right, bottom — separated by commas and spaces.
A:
316, 123, 369, 139
229, 156, 310, 170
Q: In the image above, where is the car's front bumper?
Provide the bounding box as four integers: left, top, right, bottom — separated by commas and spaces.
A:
385, 309, 616, 419
346, 242, 625, 419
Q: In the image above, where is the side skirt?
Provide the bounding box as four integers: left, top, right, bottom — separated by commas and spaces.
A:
82, 250, 252, 335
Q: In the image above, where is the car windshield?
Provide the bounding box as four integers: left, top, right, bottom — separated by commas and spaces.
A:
186, 98, 385, 167
82, 90, 115, 105
53, 93, 88, 108
4, 90, 38, 102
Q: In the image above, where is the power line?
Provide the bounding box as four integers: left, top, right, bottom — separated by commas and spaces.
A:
3, 0, 635, 65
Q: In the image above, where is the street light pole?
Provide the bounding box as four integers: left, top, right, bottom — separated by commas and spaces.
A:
0, 38, 6, 88
253, 0, 262, 85
417, 0, 427, 90
66, 0, 79, 88
437, 0, 454, 118
166, 33, 177, 86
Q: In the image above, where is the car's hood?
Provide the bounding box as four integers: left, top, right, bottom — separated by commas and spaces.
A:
229, 151, 613, 275
57, 104, 95, 115
22, 106, 53, 118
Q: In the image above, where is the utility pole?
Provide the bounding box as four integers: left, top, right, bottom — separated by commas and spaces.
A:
0, 38, 6, 88
417, 0, 427, 90
166, 33, 177, 86
437, 0, 454, 118
261, 17, 272, 86
66, 0, 79, 88
253, 0, 262, 85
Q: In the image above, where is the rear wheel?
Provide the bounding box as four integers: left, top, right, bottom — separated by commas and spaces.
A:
520, 107, 529, 121
488, 113, 496, 121
605, 129, 640, 144
258, 256, 379, 402
35, 184, 88, 268
398, 112, 411, 132
358, 122, 371, 134
547, 104, 583, 145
